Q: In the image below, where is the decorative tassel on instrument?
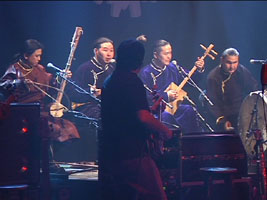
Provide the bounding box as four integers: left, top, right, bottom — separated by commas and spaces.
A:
50, 27, 83, 117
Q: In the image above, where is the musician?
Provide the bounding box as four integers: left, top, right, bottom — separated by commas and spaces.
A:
0, 39, 79, 143
206, 48, 258, 131
99, 39, 172, 200
139, 39, 205, 133
67, 37, 115, 120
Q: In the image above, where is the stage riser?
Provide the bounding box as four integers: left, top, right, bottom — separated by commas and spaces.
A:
180, 181, 252, 200
161, 177, 252, 200
0, 188, 39, 200
159, 133, 248, 183
51, 179, 98, 200
0, 103, 40, 186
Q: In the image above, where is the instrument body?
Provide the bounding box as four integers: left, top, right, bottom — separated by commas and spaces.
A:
50, 27, 83, 117
238, 91, 267, 157
238, 90, 267, 199
165, 44, 217, 115
164, 82, 187, 115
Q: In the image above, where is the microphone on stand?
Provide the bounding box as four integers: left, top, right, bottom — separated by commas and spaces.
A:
110, 59, 116, 63
172, 60, 190, 80
172, 60, 183, 74
171, 60, 214, 106
171, 60, 178, 67
172, 60, 187, 73
47, 63, 69, 78
250, 59, 267, 64
47, 63, 64, 72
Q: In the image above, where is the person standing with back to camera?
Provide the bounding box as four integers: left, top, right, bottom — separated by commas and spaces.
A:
99, 39, 173, 200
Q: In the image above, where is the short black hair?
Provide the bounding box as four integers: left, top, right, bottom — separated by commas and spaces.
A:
93, 37, 113, 49
21, 39, 44, 57
116, 39, 145, 71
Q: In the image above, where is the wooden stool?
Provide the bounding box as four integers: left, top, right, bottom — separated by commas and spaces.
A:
0, 184, 29, 200
200, 167, 238, 200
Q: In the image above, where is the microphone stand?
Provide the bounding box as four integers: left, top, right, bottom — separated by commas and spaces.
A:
190, 102, 214, 132
55, 72, 101, 128
173, 63, 214, 132
67, 110, 100, 129
177, 65, 214, 106
56, 72, 101, 104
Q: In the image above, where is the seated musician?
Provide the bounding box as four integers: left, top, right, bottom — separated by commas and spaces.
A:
139, 39, 205, 133
67, 37, 115, 121
0, 39, 80, 156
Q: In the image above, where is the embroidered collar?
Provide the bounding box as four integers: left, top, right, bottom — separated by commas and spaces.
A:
91, 57, 109, 71
219, 65, 233, 94
18, 59, 33, 70
151, 59, 166, 72
17, 59, 34, 77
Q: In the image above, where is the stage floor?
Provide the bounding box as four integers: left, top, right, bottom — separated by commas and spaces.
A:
57, 162, 98, 181
50, 162, 98, 200
49, 162, 254, 200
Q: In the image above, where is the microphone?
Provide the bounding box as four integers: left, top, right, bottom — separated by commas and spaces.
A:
172, 60, 214, 106
250, 59, 267, 64
171, 60, 180, 71
171, 60, 177, 66
47, 63, 64, 72
172, 60, 186, 75
110, 59, 116, 63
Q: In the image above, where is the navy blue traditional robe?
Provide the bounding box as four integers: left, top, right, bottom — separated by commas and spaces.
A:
67, 57, 115, 119
139, 62, 201, 133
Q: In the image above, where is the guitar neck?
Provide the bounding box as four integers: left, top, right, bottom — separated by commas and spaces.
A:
55, 81, 67, 103
54, 27, 83, 104
176, 65, 198, 91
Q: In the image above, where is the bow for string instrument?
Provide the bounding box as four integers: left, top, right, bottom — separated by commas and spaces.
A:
165, 44, 217, 115
50, 27, 83, 118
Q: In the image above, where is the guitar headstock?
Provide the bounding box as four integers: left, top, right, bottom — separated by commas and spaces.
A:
200, 44, 218, 60
70, 27, 83, 48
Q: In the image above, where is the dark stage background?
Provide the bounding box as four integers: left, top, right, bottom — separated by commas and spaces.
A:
0, 1, 266, 161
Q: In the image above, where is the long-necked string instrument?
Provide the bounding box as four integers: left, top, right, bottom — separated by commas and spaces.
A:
50, 27, 83, 117
165, 44, 217, 115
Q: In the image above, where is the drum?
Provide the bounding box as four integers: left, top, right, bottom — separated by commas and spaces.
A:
238, 91, 267, 158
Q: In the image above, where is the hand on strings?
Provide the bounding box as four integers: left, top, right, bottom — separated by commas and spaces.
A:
167, 90, 178, 102
62, 69, 72, 78
195, 57, 205, 72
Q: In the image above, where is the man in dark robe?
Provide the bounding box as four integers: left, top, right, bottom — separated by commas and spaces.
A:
207, 47, 258, 131
67, 37, 115, 120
